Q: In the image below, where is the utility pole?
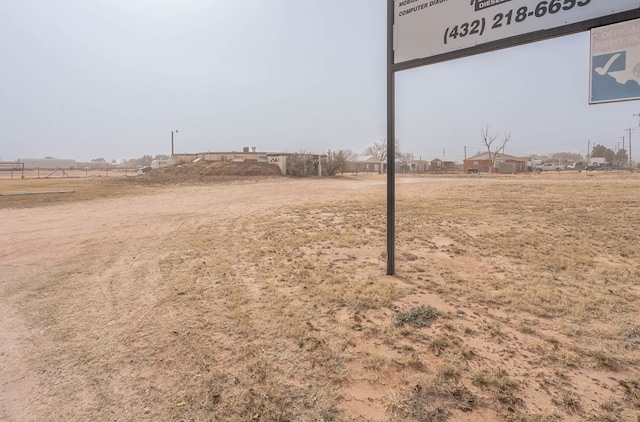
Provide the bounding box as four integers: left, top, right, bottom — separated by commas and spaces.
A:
627, 128, 634, 170
633, 113, 640, 170
171, 129, 179, 158
587, 140, 590, 165
464, 146, 467, 159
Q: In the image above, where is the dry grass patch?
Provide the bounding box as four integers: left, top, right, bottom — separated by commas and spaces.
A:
383, 371, 476, 421
3, 174, 640, 421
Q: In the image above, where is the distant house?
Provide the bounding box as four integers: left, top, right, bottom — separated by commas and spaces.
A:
408, 159, 428, 173
344, 156, 385, 174
429, 158, 455, 172
463, 152, 528, 174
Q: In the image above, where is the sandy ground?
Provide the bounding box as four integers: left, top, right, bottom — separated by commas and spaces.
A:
1, 173, 639, 421
0, 176, 378, 420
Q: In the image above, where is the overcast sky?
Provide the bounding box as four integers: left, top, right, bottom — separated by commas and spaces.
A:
1, 0, 639, 163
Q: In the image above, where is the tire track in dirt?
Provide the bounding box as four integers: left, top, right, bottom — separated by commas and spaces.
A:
0, 176, 386, 421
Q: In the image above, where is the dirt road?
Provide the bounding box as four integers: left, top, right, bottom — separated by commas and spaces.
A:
0, 176, 384, 420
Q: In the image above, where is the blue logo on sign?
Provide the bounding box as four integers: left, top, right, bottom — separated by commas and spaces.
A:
593, 52, 626, 75
591, 51, 640, 102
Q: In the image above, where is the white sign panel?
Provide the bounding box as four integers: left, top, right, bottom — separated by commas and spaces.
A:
590, 18, 640, 103
394, 0, 640, 64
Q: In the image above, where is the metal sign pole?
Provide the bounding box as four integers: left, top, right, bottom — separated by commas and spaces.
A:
387, 1, 640, 274
387, 0, 396, 276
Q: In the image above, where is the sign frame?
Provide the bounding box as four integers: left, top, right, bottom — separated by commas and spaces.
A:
393, 7, 640, 72
386, 0, 640, 275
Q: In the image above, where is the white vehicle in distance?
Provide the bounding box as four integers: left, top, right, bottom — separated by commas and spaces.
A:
535, 163, 559, 173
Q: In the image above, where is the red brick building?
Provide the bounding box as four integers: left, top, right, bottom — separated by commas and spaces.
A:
463, 152, 528, 174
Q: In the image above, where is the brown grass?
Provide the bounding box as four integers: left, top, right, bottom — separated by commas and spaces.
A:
1, 170, 640, 421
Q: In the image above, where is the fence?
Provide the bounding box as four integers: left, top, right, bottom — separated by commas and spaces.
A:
0, 162, 25, 179
0, 165, 138, 180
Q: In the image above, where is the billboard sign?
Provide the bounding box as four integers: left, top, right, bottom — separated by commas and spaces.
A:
590, 18, 640, 103
394, 0, 640, 65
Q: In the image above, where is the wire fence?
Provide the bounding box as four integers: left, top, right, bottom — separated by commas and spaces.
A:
0, 166, 138, 180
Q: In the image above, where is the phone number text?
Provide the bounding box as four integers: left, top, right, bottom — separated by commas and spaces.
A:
444, 0, 592, 45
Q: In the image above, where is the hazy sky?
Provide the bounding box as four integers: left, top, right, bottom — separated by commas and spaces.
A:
1, 0, 639, 163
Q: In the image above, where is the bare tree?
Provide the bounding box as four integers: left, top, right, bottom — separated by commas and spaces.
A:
364, 139, 387, 161
363, 138, 400, 162
481, 124, 511, 172
396, 151, 414, 173
322, 149, 356, 176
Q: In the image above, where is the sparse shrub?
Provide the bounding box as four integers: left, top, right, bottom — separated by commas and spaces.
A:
322, 149, 356, 176
473, 372, 488, 387
622, 326, 640, 351
286, 152, 317, 177
460, 347, 476, 359
589, 348, 625, 371
518, 319, 538, 335
439, 365, 460, 381
383, 373, 476, 421
561, 392, 581, 413
403, 252, 418, 261
430, 335, 451, 355
395, 305, 439, 327
491, 367, 520, 393
618, 379, 640, 408
589, 399, 624, 422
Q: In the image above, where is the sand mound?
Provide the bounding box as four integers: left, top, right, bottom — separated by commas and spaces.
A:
142, 160, 283, 183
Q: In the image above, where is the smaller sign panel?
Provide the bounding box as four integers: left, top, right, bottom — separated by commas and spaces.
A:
590, 18, 640, 104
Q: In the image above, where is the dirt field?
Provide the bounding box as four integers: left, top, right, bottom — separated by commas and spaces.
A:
1, 169, 639, 421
